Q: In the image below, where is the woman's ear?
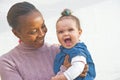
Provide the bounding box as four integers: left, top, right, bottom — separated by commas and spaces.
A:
12, 29, 21, 38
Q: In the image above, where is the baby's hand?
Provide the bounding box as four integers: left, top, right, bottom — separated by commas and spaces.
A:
51, 74, 67, 80
51, 75, 61, 80
51, 76, 58, 80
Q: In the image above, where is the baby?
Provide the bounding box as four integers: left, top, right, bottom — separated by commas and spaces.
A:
52, 9, 96, 80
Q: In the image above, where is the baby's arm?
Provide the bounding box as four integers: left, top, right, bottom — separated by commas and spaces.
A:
51, 56, 86, 80
64, 56, 86, 80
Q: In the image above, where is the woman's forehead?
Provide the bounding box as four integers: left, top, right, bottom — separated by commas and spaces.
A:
22, 11, 42, 20
18, 12, 43, 24
34, 17, 43, 22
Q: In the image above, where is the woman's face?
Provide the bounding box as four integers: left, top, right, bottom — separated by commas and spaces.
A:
13, 11, 47, 48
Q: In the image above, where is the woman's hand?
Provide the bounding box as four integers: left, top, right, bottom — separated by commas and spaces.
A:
63, 55, 71, 68
79, 64, 89, 77
63, 55, 89, 77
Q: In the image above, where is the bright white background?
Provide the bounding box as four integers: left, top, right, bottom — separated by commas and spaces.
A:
0, 0, 120, 80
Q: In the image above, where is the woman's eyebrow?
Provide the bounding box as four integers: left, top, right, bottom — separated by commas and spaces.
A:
42, 20, 45, 25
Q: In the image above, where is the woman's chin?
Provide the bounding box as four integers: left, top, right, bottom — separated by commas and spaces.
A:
35, 41, 44, 48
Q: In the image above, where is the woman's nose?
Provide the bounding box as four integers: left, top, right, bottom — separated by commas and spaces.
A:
38, 29, 44, 37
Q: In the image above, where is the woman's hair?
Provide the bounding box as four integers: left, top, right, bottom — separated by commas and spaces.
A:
57, 9, 81, 30
7, 2, 40, 29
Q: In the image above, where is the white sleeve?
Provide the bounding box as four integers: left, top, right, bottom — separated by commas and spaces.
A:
63, 56, 86, 80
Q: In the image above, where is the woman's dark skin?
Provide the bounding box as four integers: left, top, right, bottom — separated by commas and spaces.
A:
63, 55, 88, 77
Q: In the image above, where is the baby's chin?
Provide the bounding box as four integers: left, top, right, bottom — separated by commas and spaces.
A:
62, 44, 75, 49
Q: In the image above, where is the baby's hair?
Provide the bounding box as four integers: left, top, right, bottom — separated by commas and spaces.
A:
57, 9, 81, 30
61, 9, 72, 16
7, 2, 41, 29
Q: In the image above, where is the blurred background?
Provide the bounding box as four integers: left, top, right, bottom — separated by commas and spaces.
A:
0, 0, 120, 80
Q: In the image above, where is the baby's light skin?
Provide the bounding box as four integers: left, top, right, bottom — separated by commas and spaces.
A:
51, 74, 67, 80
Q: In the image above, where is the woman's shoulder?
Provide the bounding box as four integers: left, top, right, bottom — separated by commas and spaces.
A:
0, 45, 19, 62
0, 51, 15, 69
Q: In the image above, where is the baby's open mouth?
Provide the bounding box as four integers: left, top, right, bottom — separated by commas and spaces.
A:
64, 38, 71, 43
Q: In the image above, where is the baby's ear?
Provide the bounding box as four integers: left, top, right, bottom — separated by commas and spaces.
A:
12, 29, 21, 38
79, 29, 82, 35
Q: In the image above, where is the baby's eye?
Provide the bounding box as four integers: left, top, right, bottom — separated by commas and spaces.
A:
57, 31, 63, 34
68, 28, 74, 32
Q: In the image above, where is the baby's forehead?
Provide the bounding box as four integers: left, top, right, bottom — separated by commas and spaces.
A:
57, 19, 76, 27
59, 16, 76, 22
58, 18, 75, 23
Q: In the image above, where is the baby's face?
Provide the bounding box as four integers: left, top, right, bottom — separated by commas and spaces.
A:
15, 11, 47, 48
56, 19, 82, 48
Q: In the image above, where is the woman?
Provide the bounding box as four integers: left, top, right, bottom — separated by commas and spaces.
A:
0, 2, 88, 80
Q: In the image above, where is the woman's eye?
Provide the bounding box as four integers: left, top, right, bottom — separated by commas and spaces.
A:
29, 29, 37, 34
41, 24, 46, 29
42, 24, 45, 28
